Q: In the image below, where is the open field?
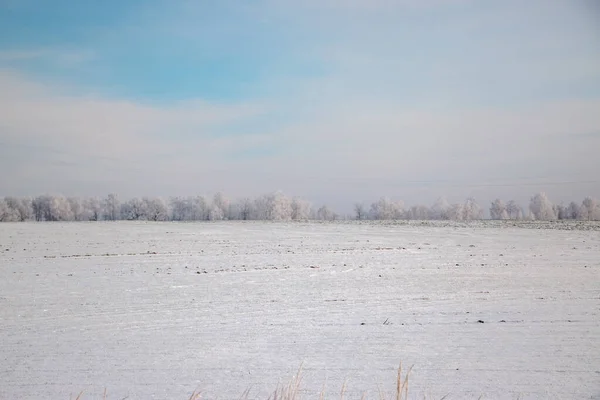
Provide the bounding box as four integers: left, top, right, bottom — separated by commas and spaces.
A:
1, 221, 599, 399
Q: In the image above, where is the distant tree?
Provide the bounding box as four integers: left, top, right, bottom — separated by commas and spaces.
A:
354, 203, 366, 220
170, 197, 188, 221
291, 197, 311, 220
555, 203, 569, 220
4, 197, 33, 221
406, 205, 430, 220
103, 194, 120, 221
317, 205, 334, 221
370, 197, 404, 220
580, 197, 600, 221
430, 197, 450, 220
7, 191, 600, 223
490, 199, 509, 220
566, 201, 581, 220
506, 200, 523, 220
529, 192, 557, 221
30, 195, 73, 221
462, 197, 483, 220
67, 197, 85, 221
144, 197, 168, 221
252, 195, 269, 220
121, 198, 145, 220
84, 197, 102, 221
192, 196, 209, 220
446, 203, 464, 220
210, 192, 229, 220
265, 191, 292, 220
31, 195, 46, 221
0, 199, 18, 222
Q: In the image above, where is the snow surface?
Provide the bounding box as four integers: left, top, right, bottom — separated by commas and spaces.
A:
0, 221, 599, 400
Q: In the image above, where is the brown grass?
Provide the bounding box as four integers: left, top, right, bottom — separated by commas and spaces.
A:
72, 363, 431, 400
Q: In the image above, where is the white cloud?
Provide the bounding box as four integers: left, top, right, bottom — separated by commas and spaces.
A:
1, 68, 599, 206
0, 48, 95, 67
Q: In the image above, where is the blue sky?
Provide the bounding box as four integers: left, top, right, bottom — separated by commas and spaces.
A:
1, 0, 599, 210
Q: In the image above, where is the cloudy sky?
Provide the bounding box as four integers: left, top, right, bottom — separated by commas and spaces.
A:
1, 0, 599, 210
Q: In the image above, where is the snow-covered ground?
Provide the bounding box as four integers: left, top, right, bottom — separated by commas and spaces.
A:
1, 221, 599, 400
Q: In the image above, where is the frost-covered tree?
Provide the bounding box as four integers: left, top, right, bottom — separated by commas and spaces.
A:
291, 197, 311, 220
210, 192, 229, 220
490, 199, 509, 220
0, 199, 18, 222
3, 197, 32, 221
406, 205, 430, 220
580, 197, 600, 221
144, 197, 168, 221
31, 195, 47, 221
121, 198, 146, 220
555, 203, 569, 220
192, 196, 209, 220
252, 195, 269, 220
237, 197, 253, 221
430, 197, 451, 220
31, 195, 73, 221
317, 205, 334, 221
444, 203, 463, 220
170, 197, 188, 221
462, 197, 483, 220
506, 200, 523, 220
370, 197, 404, 220
209, 205, 224, 221
170, 196, 209, 221
84, 197, 102, 221
103, 193, 120, 221
529, 192, 557, 221
265, 191, 292, 220
53, 196, 74, 221
67, 197, 85, 221
566, 201, 581, 220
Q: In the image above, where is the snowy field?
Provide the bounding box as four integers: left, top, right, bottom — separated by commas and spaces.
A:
1, 221, 599, 400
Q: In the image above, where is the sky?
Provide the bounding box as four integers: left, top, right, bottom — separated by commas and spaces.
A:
1, 0, 599, 211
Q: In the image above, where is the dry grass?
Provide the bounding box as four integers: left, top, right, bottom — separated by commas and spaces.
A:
71, 363, 446, 400
264, 363, 414, 400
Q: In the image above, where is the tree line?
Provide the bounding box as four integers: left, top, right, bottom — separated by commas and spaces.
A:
0, 192, 599, 222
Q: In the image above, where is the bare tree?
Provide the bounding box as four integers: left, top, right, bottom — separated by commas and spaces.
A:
354, 203, 366, 220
